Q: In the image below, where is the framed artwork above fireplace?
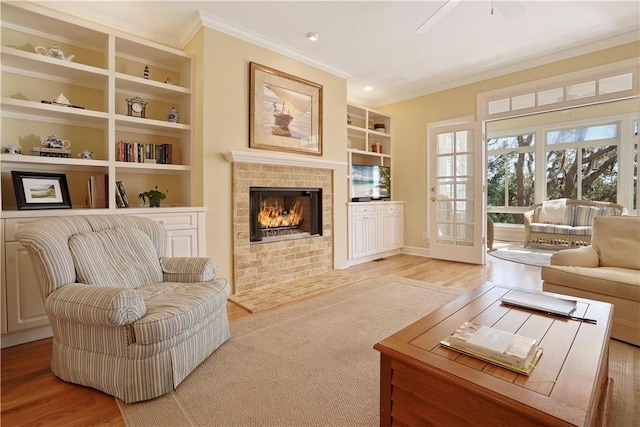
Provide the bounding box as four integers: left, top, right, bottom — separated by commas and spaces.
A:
249, 62, 323, 156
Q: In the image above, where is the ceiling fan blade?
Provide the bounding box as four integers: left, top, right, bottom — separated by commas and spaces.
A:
415, 0, 462, 33
495, 1, 526, 21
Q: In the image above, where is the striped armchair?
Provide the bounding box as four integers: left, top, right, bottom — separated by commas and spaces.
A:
16, 215, 230, 403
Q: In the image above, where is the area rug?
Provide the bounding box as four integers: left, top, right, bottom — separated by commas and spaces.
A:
228, 269, 369, 313
118, 276, 639, 427
489, 244, 557, 266
117, 275, 464, 426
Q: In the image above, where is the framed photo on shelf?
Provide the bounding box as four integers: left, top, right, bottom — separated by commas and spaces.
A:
11, 171, 72, 210
249, 62, 323, 156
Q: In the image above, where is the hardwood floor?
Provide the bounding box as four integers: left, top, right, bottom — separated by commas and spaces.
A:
1, 253, 541, 426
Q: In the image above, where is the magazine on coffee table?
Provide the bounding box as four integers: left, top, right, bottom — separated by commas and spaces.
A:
500, 289, 577, 317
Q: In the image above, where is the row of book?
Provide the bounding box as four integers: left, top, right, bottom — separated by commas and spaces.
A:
118, 141, 173, 164
86, 175, 131, 208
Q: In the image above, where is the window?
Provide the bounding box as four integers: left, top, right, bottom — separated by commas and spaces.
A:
486, 100, 637, 224
486, 134, 535, 224
545, 123, 619, 203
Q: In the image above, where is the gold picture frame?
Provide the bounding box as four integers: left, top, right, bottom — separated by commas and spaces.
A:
249, 62, 323, 156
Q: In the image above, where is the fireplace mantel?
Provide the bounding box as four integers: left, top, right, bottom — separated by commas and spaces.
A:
224, 150, 346, 170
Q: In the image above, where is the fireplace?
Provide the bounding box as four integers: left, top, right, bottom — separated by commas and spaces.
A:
250, 187, 322, 243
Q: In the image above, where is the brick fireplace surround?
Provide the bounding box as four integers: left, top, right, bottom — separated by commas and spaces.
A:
225, 151, 345, 293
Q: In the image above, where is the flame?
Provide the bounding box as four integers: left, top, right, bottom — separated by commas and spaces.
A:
258, 200, 304, 228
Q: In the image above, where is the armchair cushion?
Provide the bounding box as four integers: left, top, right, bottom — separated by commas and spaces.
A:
69, 227, 163, 287
134, 278, 230, 344
591, 216, 640, 270
46, 283, 146, 327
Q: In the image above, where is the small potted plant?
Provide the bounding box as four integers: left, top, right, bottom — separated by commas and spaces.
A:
138, 186, 167, 207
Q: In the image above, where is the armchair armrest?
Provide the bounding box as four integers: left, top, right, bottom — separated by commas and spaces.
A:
160, 257, 218, 283
550, 246, 599, 267
46, 284, 146, 327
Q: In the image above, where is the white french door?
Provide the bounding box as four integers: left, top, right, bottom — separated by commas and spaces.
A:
428, 121, 485, 264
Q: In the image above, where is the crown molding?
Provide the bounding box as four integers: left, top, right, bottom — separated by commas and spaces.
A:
197, 10, 351, 80
372, 30, 640, 108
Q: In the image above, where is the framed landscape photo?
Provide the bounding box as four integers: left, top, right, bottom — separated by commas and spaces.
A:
249, 62, 323, 156
11, 171, 72, 210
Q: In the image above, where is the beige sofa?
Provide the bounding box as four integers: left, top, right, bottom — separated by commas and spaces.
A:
524, 198, 625, 249
541, 216, 640, 345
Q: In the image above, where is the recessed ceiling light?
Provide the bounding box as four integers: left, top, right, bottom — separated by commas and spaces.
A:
305, 31, 320, 41
363, 86, 373, 92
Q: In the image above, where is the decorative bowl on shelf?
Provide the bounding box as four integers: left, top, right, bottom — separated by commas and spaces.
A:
3, 145, 22, 155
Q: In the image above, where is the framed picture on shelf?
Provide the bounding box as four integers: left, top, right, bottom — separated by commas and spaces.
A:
249, 62, 323, 156
11, 171, 72, 210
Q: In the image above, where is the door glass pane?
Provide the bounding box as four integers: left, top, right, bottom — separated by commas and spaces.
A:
437, 223, 454, 242
456, 131, 469, 152
456, 154, 472, 176
436, 199, 454, 222
456, 200, 473, 222
456, 178, 474, 199
438, 155, 454, 176
437, 179, 454, 199
456, 224, 474, 246
437, 133, 454, 154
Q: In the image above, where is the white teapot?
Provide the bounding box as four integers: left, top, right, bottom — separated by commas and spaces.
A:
35, 44, 75, 62
78, 149, 93, 159
40, 134, 71, 149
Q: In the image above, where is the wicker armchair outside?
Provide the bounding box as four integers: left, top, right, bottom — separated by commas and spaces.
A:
524, 199, 625, 249
487, 215, 494, 251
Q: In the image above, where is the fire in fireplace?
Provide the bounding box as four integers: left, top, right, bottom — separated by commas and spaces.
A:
250, 187, 322, 243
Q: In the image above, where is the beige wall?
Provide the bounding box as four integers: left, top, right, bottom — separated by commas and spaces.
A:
185, 28, 348, 285
378, 42, 640, 250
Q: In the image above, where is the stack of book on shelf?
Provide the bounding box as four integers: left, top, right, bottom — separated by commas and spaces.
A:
115, 180, 130, 208
30, 147, 72, 158
440, 321, 543, 375
87, 174, 107, 208
118, 141, 173, 164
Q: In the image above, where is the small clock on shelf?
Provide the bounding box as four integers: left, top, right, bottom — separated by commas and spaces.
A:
126, 96, 148, 118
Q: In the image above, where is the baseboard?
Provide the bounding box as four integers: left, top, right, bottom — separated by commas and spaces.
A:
346, 249, 402, 267
1, 325, 53, 348
400, 246, 430, 257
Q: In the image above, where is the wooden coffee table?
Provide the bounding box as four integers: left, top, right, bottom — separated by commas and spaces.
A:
374, 283, 613, 427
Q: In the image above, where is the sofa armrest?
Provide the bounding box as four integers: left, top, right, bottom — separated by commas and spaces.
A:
550, 246, 599, 267
46, 284, 146, 327
160, 257, 218, 283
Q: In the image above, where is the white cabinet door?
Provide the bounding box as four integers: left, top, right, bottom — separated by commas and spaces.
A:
350, 214, 379, 259
4, 242, 48, 332
349, 204, 379, 259
364, 215, 379, 255
380, 204, 404, 252
350, 215, 367, 259
167, 229, 198, 257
